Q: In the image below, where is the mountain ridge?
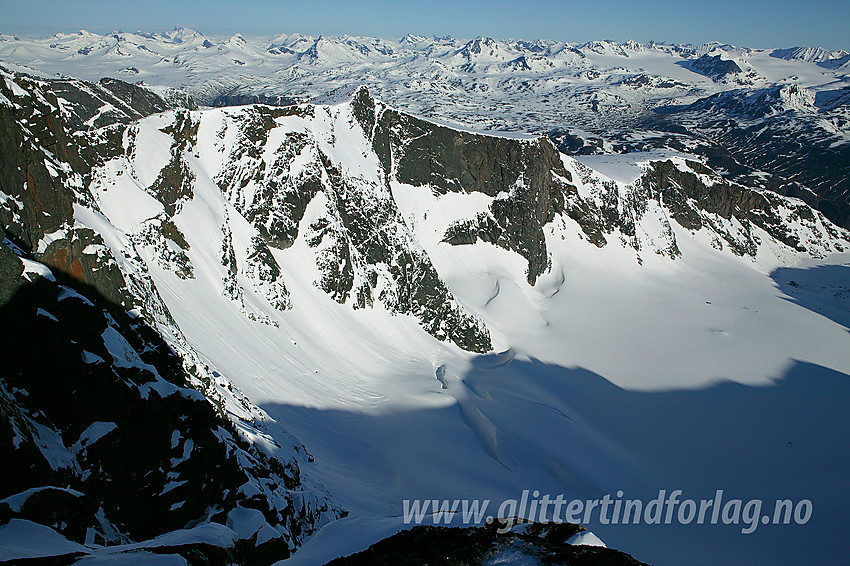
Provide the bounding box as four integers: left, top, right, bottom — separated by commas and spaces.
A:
4, 29, 848, 233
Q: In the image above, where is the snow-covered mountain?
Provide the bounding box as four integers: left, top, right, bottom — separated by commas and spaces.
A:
2, 38, 850, 566
0, 66, 342, 564
770, 46, 850, 64
4, 29, 842, 121
3, 28, 849, 233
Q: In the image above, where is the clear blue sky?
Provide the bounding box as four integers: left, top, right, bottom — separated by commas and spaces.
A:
0, 0, 847, 51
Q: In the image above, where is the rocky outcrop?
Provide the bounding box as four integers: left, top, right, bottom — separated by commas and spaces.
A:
99, 77, 197, 115
0, 258, 340, 562
215, 105, 318, 249
1, 68, 127, 304
210, 99, 492, 351
211, 91, 299, 108
0, 66, 340, 565
325, 522, 648, 566
687, 54, 742, 82
639, 159, 847, 257
353, 87, 575, 284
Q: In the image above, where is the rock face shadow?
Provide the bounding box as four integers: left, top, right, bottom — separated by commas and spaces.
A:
268, 355, 850, 566
771, 264, 850, 332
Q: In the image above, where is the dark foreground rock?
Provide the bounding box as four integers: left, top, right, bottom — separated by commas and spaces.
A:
324, 522, 650, 566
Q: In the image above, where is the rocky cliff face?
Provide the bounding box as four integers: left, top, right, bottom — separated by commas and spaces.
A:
0, 67, 189, 307
352, 88, 846, 278
0, 268, 338, 563
639, 159, 847, 256
144, 98, 493, 352
687, 54, 744, 82
353, 88, 572, 284
1, 68, 339, 563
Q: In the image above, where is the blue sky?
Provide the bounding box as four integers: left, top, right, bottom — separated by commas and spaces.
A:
0, 0, 847, 50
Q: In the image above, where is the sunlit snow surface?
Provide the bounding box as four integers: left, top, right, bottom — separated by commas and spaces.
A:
64, 99, 850, 566
2, 30, 849, 138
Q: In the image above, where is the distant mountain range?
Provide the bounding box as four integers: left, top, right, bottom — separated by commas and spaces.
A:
2, 29, 849, 229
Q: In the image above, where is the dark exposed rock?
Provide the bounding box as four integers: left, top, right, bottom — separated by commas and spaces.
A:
686, 54, 742, 82
324, 522, 649, 566
649, 86, 850, 229
39, 227, 131, 306
97, 77, 171, 116
246, 235, 290, 311
131, 216, 195, 280
160, 108, 200, 151
0, 71, 132, 304
637, 159, 848, 256
138, 110, 199, 216
0, 68, 200, 304
546, 129, 612, 155
0, 250, 339, 562
211, 91, 300, 108
146, 150, 195, 216
0, 77, 76, 251
310, 149, 491, 351
160, 218, 190, 250
216, 107, 318, 249
353, 87, 575, 284
0, 232, 25, 303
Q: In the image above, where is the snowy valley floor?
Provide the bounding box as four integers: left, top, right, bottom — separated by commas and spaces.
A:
150, 214, 849, 565
275, 257, 849, 566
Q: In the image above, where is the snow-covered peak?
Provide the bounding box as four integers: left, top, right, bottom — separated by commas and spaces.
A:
160, 26, 205, 45
621, 39, 644, 52
771, 45, 850, 63
454, 36, 517, 63
227, 33, 247, 45
400, 33, 426, 44
693, 41, 739, 57
296, 35, 372, 65
580, 40, 629, 57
